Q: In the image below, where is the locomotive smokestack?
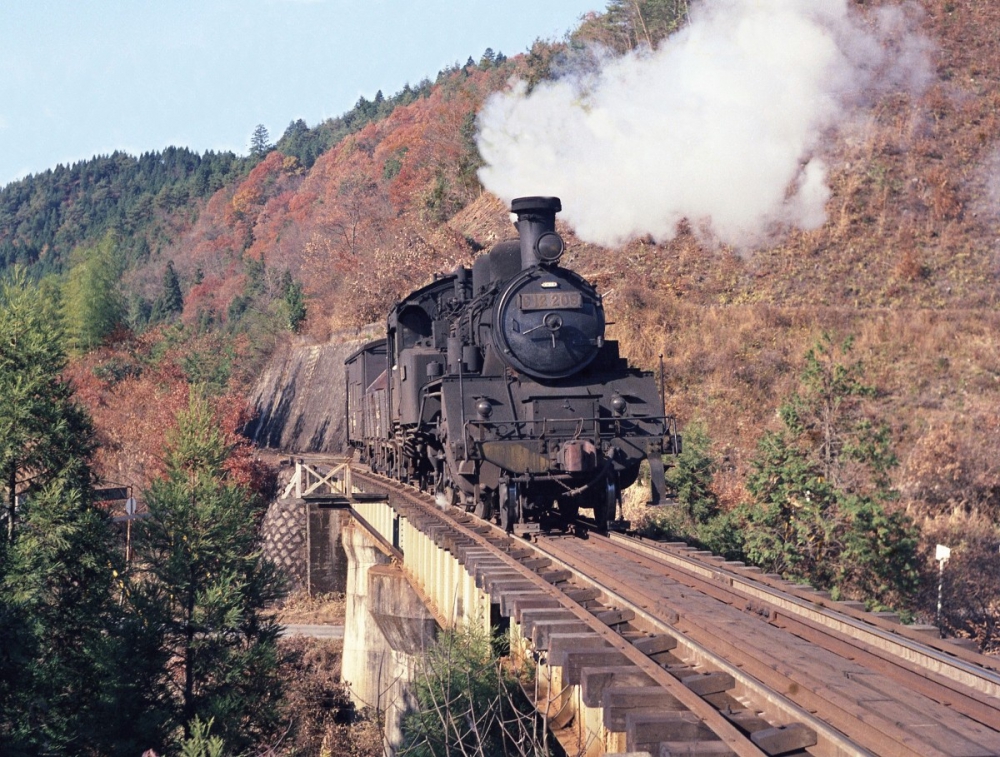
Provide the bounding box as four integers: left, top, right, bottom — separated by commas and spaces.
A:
511, 196, 565, 270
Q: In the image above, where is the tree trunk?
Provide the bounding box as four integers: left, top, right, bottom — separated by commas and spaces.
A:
7, 466, 15, 544
183, 569, 196, 739
631, 0, 653, 48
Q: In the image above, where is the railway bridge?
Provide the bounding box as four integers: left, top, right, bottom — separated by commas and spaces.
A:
273, 457, 1000, 757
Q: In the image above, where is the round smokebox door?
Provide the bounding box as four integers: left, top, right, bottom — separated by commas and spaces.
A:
494, 269, 604, 379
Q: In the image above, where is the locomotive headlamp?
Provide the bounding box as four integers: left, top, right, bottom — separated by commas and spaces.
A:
476, 399, 493, 419
611, 393, 628, 415
535, 231, 565, 264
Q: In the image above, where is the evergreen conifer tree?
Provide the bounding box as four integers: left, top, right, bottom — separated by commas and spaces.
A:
62, 234, 125, 350
279, 270, 306, 332
0, 267, 162, 754
666, 421, 719, 524
150, 260, 184, 323
249, 124, 272, 159
741, 335, 918, 608
0, 267, 91, 541
132, 392, 285, 752
2, 478, 166, 755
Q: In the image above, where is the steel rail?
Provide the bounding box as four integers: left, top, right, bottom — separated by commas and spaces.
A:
350, 468, 771, 757
529, 532, 875, 757
605, 530, 1000, 703
294, 458, 999, 755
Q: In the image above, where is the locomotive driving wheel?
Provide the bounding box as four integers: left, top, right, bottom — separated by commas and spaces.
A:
474, 489, 494, 522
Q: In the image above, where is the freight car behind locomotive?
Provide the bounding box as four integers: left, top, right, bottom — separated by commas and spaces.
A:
346, 196, 678, 532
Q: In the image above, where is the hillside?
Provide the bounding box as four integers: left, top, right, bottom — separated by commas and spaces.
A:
203, 0, 1000, 511
2, 0, 999, 638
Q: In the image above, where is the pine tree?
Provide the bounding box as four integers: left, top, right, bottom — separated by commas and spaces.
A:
0, 267, 92, 542
1, 478, 166, 755
249, 124, 272, 159
666, 421, 719, 524
62, 234, 125, 350
150, 259, 184, 323
741, 334, 918, 608
0, 267, 162, 754
132, 392, 286, 751
279, 270, 306, 332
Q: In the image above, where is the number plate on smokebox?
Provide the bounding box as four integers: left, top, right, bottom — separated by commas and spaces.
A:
519, 292, 583, 310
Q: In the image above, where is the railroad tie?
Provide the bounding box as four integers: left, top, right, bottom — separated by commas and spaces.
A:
539, 568, 573, 583
519, 556, 552, 570
581, 667, 657, 707
472, 564, 517, 588
560, 648, 632, 687
658, 744, 736, 755
516, 607, 573, 631
632, 634, 678, 656
520, 612, 585, 645
602, 686, 686, 732
723, 710, 772, 736
625, 711, 718, 753
565, 587, 601, 602
486, 578, 537, 603
749, 723, 818, 756
504, 593, 562, 619
595, 607, 637, 626
547, 632, 613, 669
681, 672, 735, 696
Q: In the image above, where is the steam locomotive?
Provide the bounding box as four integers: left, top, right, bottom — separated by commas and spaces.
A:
345, 196, 678, 532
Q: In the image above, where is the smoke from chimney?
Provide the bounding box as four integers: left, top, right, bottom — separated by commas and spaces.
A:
476, 0, 932, 250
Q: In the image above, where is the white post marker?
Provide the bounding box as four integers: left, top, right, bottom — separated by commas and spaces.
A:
935, 543, 951, 634
125, 497, 137, 562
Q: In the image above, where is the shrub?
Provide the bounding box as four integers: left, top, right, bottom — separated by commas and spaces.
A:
401, 623, 553, 757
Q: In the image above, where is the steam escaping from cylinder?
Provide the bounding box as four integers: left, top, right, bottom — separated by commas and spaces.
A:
476, 0, 932, 249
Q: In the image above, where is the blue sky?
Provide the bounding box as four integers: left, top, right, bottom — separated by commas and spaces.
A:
0, 0, 603, 188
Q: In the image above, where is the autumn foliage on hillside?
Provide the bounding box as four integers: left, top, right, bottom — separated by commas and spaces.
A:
28, 0, 1000, 643
138, 61, 521, 342
52, 57, 521, 498
559, 0, 1000, 642
64, 330, 272, 503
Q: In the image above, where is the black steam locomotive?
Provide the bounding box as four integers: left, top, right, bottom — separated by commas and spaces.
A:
345, 197, 678, 532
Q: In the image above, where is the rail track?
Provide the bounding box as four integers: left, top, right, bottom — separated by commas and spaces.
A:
346, 465, 1000, 756
534, 526, 1000, 757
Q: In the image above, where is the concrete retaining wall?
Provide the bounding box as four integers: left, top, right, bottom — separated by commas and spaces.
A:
247, 338, 366, 453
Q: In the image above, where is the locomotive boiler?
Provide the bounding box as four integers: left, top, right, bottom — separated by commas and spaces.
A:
346, 196, 678, 532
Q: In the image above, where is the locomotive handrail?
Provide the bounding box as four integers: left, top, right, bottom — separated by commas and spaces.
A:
465, 413, 675, 436
463, 414, 678, 461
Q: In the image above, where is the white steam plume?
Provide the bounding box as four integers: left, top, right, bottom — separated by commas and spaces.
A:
476, 0, 931, 249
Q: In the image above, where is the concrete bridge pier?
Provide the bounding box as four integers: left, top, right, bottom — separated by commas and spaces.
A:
306, 504, 349, 595
341, 519, 438, 753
